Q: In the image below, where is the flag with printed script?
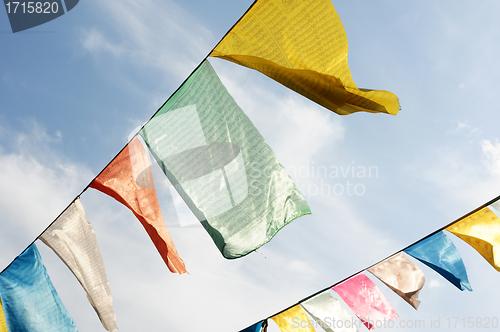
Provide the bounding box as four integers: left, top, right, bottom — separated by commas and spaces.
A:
404, 231, 472, 291
39, 198, 117, 331
210, 0, 399, 116
139, 60, 310, 259
271, 305, 316, 332
367, 253, 425, 309
446, 202, 500, 271
301, 291, 358, 332
332, 272, 398, 330
240, 321, 264, 332
0, 244, 77, 332
90, 136, 187, 274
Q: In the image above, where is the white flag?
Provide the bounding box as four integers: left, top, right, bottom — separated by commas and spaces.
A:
39, 198, 117, 331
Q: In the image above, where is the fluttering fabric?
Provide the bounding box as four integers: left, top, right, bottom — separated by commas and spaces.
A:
90, 136, 187, 274
300, 291, 358, 332
210, 0, 399, 116
404, 231, 472, 291
0, 244, 77, 332
140, 60, 310, 259
271, 305, 316, 332
446, 205, 500, 271
367, 253, 425, 309
240, 321, 263, 332
332, 272, 398, 330
38, 199, 117, 331
0, 298, 7, 332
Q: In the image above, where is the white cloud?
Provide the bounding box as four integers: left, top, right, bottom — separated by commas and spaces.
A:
428, 279, 442, 289
0, 120, 93, 267
481, 139, 500, 175
82, 28, 124, 56
446, 121, 479, 136
81, 0, 214, 81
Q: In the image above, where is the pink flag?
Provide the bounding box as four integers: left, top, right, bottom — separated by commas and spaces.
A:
332, 272, 398, 330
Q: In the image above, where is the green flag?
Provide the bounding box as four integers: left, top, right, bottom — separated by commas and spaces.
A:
140, 60, 310, 259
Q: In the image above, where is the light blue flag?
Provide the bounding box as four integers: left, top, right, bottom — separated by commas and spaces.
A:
404, 231, 472, 291
0, 244, 78, 332
240, 321, 263, 332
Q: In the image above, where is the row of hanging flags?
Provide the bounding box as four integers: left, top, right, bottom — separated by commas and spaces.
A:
0, 0, 497, 330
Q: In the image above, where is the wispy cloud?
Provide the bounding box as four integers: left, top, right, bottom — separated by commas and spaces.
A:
0, 120, 93, 266
81, 0, 214, 81
481, 139, 500, 176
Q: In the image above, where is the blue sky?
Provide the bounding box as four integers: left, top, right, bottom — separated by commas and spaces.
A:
2, 0, 500, 331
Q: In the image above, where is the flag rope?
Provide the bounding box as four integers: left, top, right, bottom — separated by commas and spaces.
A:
257, 192, 500, 325
0, 2, 497, 331
0, 0, 259, 276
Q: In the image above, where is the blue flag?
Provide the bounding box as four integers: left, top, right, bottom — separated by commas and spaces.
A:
0, 244, 78, 332
240, 321, 263, 332
404, 231, 472, 291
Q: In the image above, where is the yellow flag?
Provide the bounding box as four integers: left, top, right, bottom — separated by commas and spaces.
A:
446, 206, 500, 271
271, 305, 316, 332
210, 0, 399, 116
0, 298, 8, 332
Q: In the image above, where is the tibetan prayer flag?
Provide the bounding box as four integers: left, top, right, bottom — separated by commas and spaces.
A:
210, 0, 399, 116
0, 244, 77, 332
301, 291, 358, 332
332, 272, 398, 330
271, 305, 316, 332
90, 136, 187, 274
140, 60, 310, 259
367, 253, 425, 309
446, 205, 500, 271
0, 299, 7, 332
404, 231, 471, 291
39, 198, 117, 331
240, 321, 264, 332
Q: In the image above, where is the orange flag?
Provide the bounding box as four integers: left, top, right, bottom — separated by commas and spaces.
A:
90, 136, 187, 274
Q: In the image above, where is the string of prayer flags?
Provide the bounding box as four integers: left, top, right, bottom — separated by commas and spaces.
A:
240, 321, 264, 332
446, 203, 500, 271
39, 198, 118, 331
140, 60, 311, 259
0, 244, 78, 332
367, 253, 425, 309
271, 305, 316, 332
332, 272, 398, 330
404, 231, 472, 291
210, 0, 400, 116
90, 136, 187, 274
300, 291, 358, 332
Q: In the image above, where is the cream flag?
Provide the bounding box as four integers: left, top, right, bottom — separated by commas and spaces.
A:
368, 253, 425, 309
301, 291, 358, 332
39, 198, 117, 331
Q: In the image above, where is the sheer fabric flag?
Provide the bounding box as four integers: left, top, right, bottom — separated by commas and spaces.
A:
90, 136, 187, 274
301, 291, 358, 332
367, 253, 425, 309
271, 305, 316, 332
39, 199, 117, 331
140, 60, 310, 259
210, 0, 399, 116
332, 272, 398, 330
0, 299, 7, 332
0, 244, 77, 332
240, 321, 263, 332
404, 231, 472, 291
446, 204, 500, 271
